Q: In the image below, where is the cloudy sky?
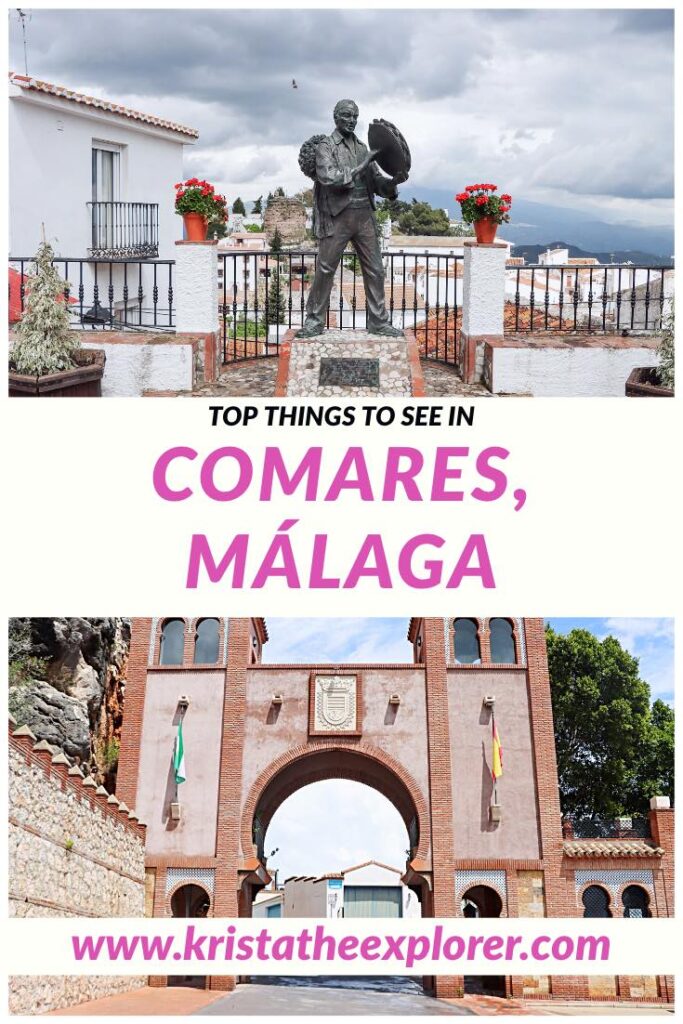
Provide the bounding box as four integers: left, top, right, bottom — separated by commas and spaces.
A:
8, 9, 673, 225
263, 617, 673, 881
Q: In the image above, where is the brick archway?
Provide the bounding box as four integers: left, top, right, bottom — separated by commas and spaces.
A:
240, 740, 431, 866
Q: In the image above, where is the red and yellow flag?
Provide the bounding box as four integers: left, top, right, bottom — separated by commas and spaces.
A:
491, 720, 503, 781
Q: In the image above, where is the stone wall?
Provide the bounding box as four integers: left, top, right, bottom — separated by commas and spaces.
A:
8, 719, 148, 1014
263, 197, 307, 244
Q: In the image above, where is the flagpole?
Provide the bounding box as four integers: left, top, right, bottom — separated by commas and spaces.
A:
492, 707, 498, 805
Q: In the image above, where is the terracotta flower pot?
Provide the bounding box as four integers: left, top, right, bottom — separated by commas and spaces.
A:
474, 216, 498, 244
182, 212, 208, 242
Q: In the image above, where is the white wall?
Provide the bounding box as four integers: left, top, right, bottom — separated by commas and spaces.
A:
9, 88, 190, 260
342, 863, 421, 919
283, 877, 331, 918
283, 866, 421, 919
253, 890, 284, 918
490, 344, 659, 397
82, 339, 193, 397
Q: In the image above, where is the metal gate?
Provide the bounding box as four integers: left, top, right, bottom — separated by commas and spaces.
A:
219, 250, 463, 365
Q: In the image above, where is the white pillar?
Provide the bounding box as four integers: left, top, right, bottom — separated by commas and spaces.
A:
174, 240, 219, 334
462, 241, 507, 337
459, 241, 507, 384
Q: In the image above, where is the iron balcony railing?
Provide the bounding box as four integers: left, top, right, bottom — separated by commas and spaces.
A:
218, 249, 464, 364
563, 815, 652, 840
87, 201, 160, 259
9, 256, 174, 331
506, 264, 673, 334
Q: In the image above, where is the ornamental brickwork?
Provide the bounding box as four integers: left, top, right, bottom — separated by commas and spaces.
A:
116, 617, 674, 1004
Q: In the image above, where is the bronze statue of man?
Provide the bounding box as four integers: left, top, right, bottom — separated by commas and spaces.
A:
297, 99, 408, 338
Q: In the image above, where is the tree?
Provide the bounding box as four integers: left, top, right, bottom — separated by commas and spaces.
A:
252, 195, 263, 215
232, 196, 246, 215
377, 196, 411, 220
397, 201, 451, 236
657, 303, 674, 389
207, 218, 228, 239
270, 226, 284, 253
9, 238, 79, 375
546, 626, 673, 819
629, 699, 674, 810
273, 186, 286, 198
266, 270, 286, 325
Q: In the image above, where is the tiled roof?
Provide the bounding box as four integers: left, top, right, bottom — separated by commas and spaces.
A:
341, 860, 402, 875
9, 72, 199, 139
563, 839, 664, 859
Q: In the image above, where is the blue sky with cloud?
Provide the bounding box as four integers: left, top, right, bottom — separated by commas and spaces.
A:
263, 618, 673, 882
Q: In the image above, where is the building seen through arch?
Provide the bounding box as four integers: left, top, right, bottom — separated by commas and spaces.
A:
116, 617, 674, 1005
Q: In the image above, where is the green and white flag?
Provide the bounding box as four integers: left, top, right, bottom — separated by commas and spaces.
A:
174, 719, 186, 784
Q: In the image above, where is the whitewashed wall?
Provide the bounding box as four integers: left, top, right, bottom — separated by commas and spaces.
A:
9, 87, 190, 260
82, 339, 194, 396
490, 345, 659, 397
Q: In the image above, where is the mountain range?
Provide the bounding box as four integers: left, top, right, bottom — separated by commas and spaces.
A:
404, 189, 674, 261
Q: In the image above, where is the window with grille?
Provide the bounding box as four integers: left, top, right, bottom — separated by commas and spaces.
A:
582, 885, 612, 918
622, 885, 651, 918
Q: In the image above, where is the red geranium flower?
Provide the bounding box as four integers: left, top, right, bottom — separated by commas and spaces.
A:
500, 204, 510, 212
186, 177, 199, 186
501, 193, 512, 202
475, 196, 488, 206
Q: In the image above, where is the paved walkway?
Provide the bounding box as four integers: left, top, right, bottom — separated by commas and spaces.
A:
48, 985, 224, 1015
193, 358, 491, 398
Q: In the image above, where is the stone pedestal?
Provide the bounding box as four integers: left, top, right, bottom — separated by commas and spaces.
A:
275, 328, 425, 397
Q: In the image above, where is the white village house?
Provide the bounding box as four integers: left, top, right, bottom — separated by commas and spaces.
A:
9, 72, 198, 260
253, 861, 422, 920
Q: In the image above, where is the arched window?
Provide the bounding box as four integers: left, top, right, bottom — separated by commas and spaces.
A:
490, 618, 516, 664
159, 619, 185, 665
622, 885, 651, 919
454, 618, 480, 664
461, 885, 502, 918
582, 885, 612, 918
171, 884, 210, 918
194, 618, 220, 664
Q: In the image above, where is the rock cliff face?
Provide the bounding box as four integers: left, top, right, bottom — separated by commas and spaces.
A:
8, 618, 130, 786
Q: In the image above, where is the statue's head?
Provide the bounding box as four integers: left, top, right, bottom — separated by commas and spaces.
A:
333, 99, 359, 137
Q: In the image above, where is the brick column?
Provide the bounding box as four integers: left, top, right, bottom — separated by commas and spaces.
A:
422, 618, 461, 999
523, 619, 585, 1000
116, 618, 153, 810
649, 796, 674, 915
458, 241, 506, 384
174, 239, 220, 383
210, 618, 251, 993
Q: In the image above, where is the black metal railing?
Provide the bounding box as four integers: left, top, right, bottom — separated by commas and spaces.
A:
218, 249, 463, 363
9, 257, 174, 331
506, 264, 673, 334
87, 202, 160, 259
563, 815, 652, 840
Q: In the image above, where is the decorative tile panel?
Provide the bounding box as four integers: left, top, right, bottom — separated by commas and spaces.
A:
455, 869, 507, 900
574, 869, 653, 898
165, 867, 215, 895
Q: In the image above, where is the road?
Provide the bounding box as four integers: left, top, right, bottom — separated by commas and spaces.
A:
196, 976, 473, 1015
